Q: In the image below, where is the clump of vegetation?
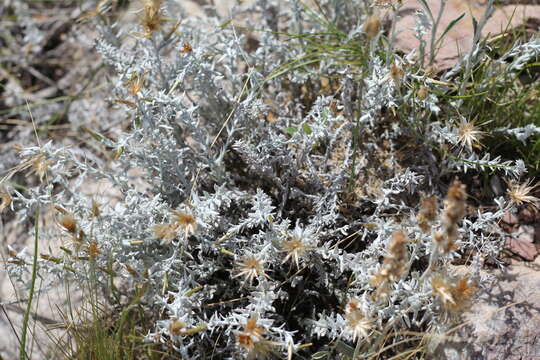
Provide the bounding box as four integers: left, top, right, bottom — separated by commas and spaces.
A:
1, 0, 538, 358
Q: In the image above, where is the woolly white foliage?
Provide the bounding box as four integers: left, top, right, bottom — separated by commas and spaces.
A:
4, 0, 539, 358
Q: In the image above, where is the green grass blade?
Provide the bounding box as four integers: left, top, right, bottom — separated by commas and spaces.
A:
435, 12, 465, 51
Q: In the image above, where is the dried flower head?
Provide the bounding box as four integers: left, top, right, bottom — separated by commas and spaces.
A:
78, 0, 110, 22
417, 196, 438, 233
233, 255, 269, 285
445, 182, 467, 220
371, 231, 409, 298
180, 42, 193, 53
236, 316, 278, 359
15, 152, 54, 183
389, 62, 404, 86
417, 85, 429, 100
438, 181, 467, 253
506, 179, 539, 208
86, 241, 100, 259
431, 275, 454, 305
386, 230, 408, 264
431, 274, 476, 317
32, 154, 53, 182
280, 234, 314, 268
152, 223, 178, 244
59, 213, 77, 234
138, 0, 164, 38
170, 210, 198, 239
363, 13, 381, 39
456, 118, 486, 151
169, 318, 187, 337
152, 210, 197, 245
0, 192, 12, 213
238, 316, 264, 344
345, 299, 373, 342
123, 73, 145, 95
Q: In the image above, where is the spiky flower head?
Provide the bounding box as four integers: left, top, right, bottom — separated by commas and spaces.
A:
152, 210, 197, 245
345, 299, 373, 342
280, 225, 315, 268
170, 210, 198, 239
431, 274, 477, 319
506, 179, 539, 208
15, 150, 55, 183
233, 255, 269, 286
59, 213, 77, 235
456, 118, 486, 151
123, 72, 145, 95
236, 316, 279, 359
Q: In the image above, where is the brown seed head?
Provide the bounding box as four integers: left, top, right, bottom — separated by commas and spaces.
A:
171, 210, 196, 226
152, 223, 179, 243
169, 319, 187, 337
417, 85, 429, 100
432, 275, 455, 306
453, 276, 477, 303
387, 230, 408, 264
124, 73, 145, 95
180, 42, 193, 53
446, 182, 467, 211
506, 179, 539, 208
0, 193, 12, 213
432, 274, 477, 318
370, 231, 409, 298
456, 119, 485, 150
345, 298, 361, 314
236, 316, 277, 359
390, 62, 404, 85
418, 196, 438, 233
441, 181, 467, 245
280, 236, 313, 268
233, 256, 269, 286
363, 13, 381, 39
87, 241, 100, 259
140, 0, 163, 37
171, 210, 197, 239
25, 153, 54, 183
243, 316, 265, 340
59, 213, 77, 234
345, 299, 372, 341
